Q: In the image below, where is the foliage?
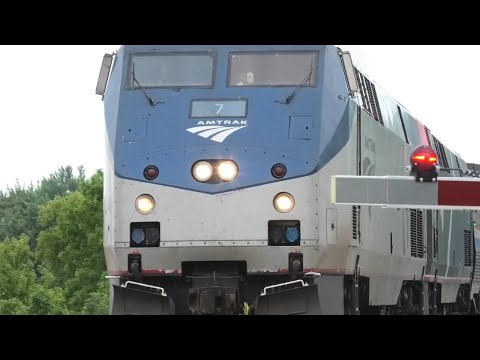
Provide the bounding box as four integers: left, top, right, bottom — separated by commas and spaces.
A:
0, 165, 86, 247
37, 165, 86, 202
0, 168, 107, 315
0, 235, 68, 314
36, 170, 106, 314
0, 184, 41, 246
0, 236, 35, 301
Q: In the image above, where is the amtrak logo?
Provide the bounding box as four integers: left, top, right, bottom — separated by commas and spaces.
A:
186, 121, 247, 143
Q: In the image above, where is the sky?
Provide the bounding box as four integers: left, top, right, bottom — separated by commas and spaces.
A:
0, 45, 479, 191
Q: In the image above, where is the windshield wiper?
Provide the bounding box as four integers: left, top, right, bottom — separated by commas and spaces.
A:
275, 66, 314, 105
132, 64, 164, 107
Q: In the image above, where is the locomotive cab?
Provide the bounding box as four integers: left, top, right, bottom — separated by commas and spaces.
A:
98, 45, 480, 315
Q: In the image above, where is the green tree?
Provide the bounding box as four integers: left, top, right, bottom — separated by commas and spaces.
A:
0, 184, 41, 244
81, 272, 109, 315
0, 298, 29, 315
37, 165, 86, 202
37, 170, 106, 314
0, 168, 105, 315
0, 236, 36, 301
29, 265, 69, 315
28, 284, 68, 315
0, 235, 68, 314
0, 165, 86, 247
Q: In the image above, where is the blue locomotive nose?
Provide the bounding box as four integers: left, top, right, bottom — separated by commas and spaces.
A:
285, 227, 300, 243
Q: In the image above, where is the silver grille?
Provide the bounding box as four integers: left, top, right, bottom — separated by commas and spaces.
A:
410, 209, 424, 258
464, 230, 472, 267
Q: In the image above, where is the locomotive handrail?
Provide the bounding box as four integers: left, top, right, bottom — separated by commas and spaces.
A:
304, 272, 322, 277
122, 281, 167, 297
260, 279, 308, 296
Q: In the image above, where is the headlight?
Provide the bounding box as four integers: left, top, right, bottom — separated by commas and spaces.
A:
135, 194, 155, 215
218, 161, 238, 182
192, 161, 213, 182
273, 192, 295, 213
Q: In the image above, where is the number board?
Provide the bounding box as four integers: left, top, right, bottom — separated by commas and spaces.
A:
190, 99, 247, 118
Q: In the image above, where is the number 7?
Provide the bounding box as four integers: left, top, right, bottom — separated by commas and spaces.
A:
215, 103, 224, 115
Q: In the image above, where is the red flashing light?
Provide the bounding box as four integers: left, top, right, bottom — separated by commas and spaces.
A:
410, 145, 438, 172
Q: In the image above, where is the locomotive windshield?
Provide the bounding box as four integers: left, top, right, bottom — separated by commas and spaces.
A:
128, 53, 214, 88
228, 52, 317, 87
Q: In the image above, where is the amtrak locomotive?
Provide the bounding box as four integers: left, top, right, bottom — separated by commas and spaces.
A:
96, 45, 480, 315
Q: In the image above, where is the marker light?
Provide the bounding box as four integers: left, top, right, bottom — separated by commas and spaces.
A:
131, 228, 146, 244
271, 163, 287, 179
192, 161, 213, 182
218, 161, 238, 182
135, 195, 155, 215
410, 145, 438, 172
285, 226, 300, 243
144, 165, 159, 180
273, 192, 295, 213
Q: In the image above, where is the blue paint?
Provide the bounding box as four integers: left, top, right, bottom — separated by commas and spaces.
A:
104, 45, 351, 194
289, 116, 313, 140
